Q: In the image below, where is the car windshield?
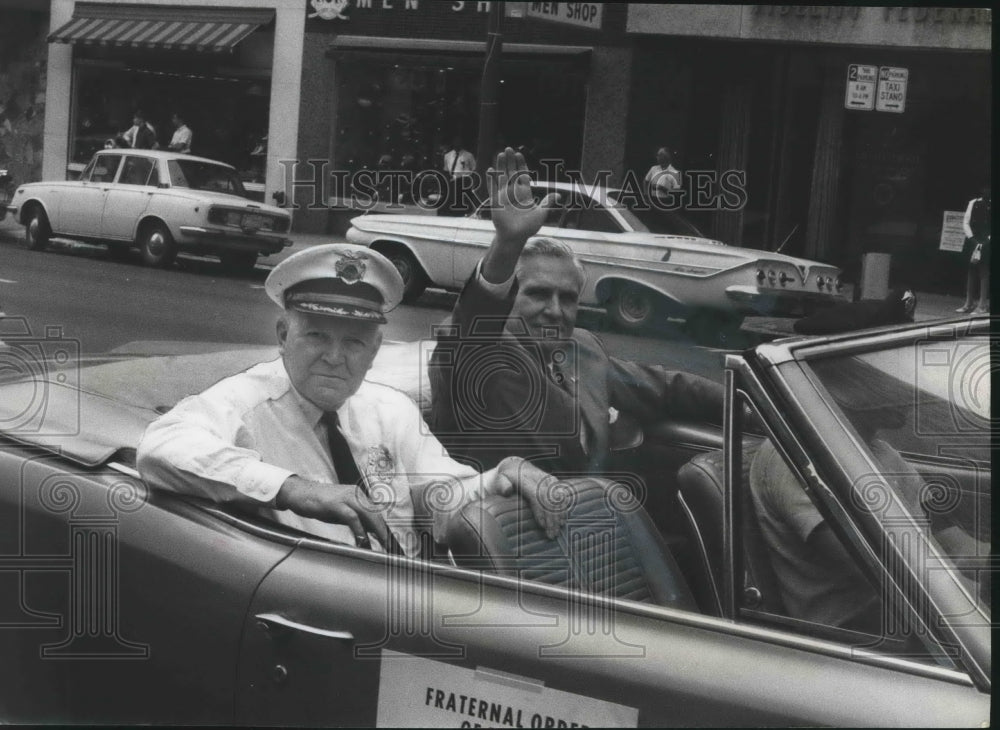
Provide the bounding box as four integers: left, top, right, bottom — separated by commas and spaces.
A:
807, 337, 991, 608
167, 159, 247, 197
606, 190, 706, 238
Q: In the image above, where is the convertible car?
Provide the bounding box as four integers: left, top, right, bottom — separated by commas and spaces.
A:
346, 182, 845, 336
6, 150, 291, 273
0, 316, 989, 725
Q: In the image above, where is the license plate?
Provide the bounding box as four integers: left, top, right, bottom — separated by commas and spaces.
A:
242, 213, 267, 231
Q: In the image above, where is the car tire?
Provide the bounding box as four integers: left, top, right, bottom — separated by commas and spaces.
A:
608, 284, 657, 332
138, 223, 177, 268
219, 251, 258, 275
685, 309, 744, 349
24, 207, 51, 251
381, 247, 427, 302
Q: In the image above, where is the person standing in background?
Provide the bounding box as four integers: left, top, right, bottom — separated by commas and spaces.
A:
168, 112, 193, 154
956, 185, 990, 314
643, 146, 682, 204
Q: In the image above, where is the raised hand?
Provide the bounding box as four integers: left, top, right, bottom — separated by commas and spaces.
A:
489, 147, 560, 245
481, 148, 560, 282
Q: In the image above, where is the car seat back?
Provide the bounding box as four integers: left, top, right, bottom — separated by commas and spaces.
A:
676, 443, 785, 616
448, 477, 698, 611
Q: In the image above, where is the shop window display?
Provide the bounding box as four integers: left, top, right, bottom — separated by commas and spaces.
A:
71, 62, 270, 185
333, 58, 585, 202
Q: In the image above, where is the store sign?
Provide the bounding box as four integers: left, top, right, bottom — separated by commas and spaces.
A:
939, 210, 967, 252
526, 2, 603, 30
309, 0, 349, 20
844, 64, 877, 111
876, 66, 908, 113
376, 651, 639, 727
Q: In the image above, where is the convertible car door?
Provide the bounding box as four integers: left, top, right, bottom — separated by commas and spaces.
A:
236, 541, 986, 726
0, 450, 293, 724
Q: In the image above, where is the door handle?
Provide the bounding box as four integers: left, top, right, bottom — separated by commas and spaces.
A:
255, 613, 355, 642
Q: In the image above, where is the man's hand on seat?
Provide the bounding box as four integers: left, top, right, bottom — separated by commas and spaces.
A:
276, 475, 390, 548
492, 456, 569, 539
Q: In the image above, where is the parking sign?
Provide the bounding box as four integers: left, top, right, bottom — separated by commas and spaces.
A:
845, 64, 877, 110
876, 66, 908, 113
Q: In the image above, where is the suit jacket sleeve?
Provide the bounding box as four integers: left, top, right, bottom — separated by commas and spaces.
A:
607, 352, 726, 426
428, 263, 517, 438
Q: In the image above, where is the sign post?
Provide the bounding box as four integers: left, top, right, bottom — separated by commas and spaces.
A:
844, 64, 877, 110
876, 66, 908, 113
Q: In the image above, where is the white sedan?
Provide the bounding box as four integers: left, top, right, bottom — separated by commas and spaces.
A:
7, 150, 291, 273
346, 181, 845, 334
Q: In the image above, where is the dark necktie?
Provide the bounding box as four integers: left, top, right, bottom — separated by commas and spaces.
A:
321, 412, 404, 556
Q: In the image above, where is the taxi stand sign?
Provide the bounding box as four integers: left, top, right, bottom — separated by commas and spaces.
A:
525, 2, 603, 30
876, 66, 908, 113
845, 64, 908, 113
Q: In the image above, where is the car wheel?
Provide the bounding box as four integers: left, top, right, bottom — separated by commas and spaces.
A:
24, 207, 51, 251
685, 309, 744, 348
608, 284, 657, 332
382, 247, 427, 302
138, 223, 177, 268
219, 251, 258, 275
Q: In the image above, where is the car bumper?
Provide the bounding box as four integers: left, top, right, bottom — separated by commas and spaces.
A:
177, 226, 292, 255
726, 285, 845, 316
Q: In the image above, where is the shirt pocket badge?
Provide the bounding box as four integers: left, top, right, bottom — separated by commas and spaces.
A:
367, 445, 395, 481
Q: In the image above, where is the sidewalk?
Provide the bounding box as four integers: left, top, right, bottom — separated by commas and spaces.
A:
0, 215, 978, 322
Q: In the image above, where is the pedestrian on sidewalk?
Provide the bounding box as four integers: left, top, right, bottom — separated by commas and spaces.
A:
644, 146, 682, 206
167, 112, 193, 154
957, 185, 990, 314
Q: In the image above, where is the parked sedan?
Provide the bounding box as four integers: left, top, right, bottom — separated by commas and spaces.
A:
346, 182, 845, 335
0, 315, 988, 725
6, 150, 291, 272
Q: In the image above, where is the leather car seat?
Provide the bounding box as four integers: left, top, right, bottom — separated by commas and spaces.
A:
448, 477, 698, 611
676, 443, 786, 617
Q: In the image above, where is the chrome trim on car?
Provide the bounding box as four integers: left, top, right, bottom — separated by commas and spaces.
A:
751, 316, 989, 366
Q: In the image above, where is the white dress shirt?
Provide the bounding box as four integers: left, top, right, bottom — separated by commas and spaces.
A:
136, 358, 485, 555
169, 124, 193, 154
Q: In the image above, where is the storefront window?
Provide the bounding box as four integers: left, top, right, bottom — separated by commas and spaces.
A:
333, 57, 585, 185
71, 60, 270, 185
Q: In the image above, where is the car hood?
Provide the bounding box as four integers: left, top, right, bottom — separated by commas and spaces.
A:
0, 340, 425, 467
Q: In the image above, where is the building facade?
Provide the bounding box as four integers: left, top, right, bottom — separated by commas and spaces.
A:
625, 4, 992, 292
290, 0, 630, 231
40, 0, 305, 202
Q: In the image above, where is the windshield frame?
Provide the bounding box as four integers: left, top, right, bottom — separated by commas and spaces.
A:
751, 321, 992, 689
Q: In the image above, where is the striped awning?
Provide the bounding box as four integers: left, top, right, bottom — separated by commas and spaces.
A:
48, 3, 273, 53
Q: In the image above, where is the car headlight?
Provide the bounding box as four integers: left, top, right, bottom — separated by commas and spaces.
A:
767, 269, 776, 285
816, 275, 826, 289
778, 272, 792, 286
756, 268, 765, 283
834, 277, 843, 292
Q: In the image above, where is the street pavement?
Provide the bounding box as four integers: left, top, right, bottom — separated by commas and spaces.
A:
0, 214, 981, 327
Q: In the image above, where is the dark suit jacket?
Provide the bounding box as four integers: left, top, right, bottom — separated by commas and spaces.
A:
429, 267, 725, 474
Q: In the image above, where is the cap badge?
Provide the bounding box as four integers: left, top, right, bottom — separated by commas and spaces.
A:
335, 251, 368, 284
